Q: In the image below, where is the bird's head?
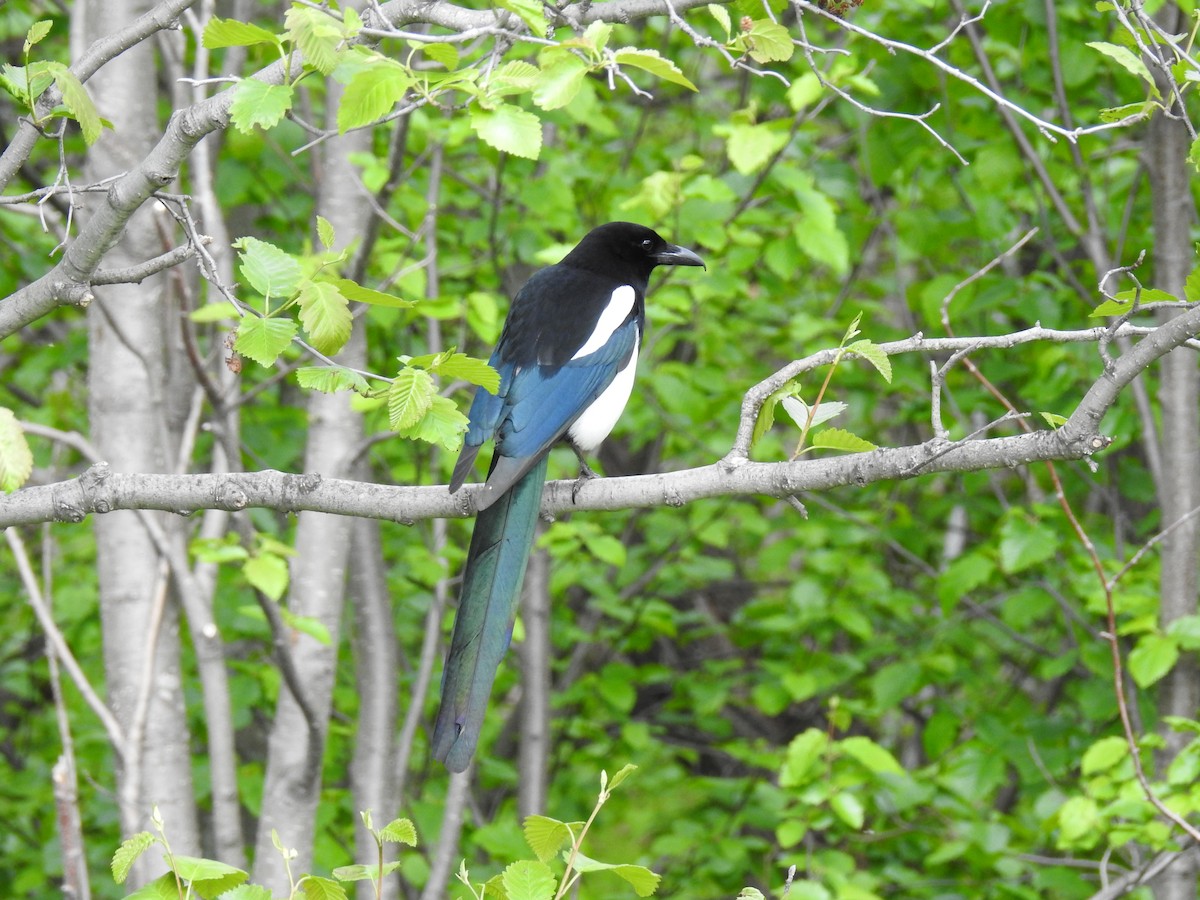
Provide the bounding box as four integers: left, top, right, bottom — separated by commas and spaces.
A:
561, 222, 706, 282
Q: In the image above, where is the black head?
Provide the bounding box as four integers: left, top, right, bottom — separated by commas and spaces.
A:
560, 222, 705, 284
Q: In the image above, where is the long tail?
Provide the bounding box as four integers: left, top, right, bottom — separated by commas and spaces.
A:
432, 455, 549, 772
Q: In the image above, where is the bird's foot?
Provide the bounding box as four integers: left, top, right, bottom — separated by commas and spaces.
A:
571, 460, 598, 504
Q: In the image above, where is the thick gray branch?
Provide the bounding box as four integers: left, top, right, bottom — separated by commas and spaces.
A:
0, 426, 1106, 529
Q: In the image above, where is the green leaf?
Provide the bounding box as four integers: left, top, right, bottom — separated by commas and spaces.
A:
1057, 796, 1098, 844
297, 280, 352, 355
532, 54, 589, 110
612, 48, 697, 91
316, 216, 336, 251
564, 851, 661, 897
725, 122, 789, 175
421, 42, 459, 70
1089, 297, 1133, 318
0, 408, 33, 493
332, 278, 415, 308
1086, 41, 1160, 96
121, 872, 178, 900
298, 875, 349, 900
501, 860, 557, 900
744, 20, 793, 63
25, 20, 53, 52
189, 302, 237, 323
470, 103, 543, 159
337, 60, 411, 133
606, 762, 638, 791
380, 818, 417, 845
1080, 735, 1128, 775
780, 397, 846, 430
111, 831, 156, 884
244, 552, 289, 601
236, 236, 304, 299
167, 856, 248, 900
0, 63, 52, 107
780, 728, 828, 786
846, 339, 893, 382
1099, 100, 1155, 123
810, 428, 877, 452
523, 815, 574, 863
497, 0, 548, 38
491, 60, 541, 94
840, 735, 905, 775
429, 351, 500, 392
52, 66, 102, 145
998, 514, 1059, 574
1040, 411, 1068, 428
708, 4, 731, 36
279, 607, 332, 645
388, 367, 436, 430
830, 791, 865, 830
296, 366, 371, 395
221, 885, 274, 900
285, 6, 345, 75
396, 395, 469, 450
235, 317, 298, 367
203, 17, 281, 50
332, 862, 404, 882
230, 78, 294, 133
1128, 633, 1179, 688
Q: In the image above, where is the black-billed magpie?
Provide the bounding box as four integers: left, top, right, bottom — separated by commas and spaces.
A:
431, 222, 705, 773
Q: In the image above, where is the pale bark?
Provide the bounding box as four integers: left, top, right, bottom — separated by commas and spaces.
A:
79, 0, 200, 877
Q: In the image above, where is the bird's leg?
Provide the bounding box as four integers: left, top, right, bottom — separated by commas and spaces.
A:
568, 441, 599, 504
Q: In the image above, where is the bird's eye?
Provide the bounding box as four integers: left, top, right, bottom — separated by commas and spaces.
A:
640, 238, 654, 248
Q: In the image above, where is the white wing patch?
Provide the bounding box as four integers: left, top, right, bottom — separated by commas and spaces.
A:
570, 285, 636, 360
568, 334, 639, 453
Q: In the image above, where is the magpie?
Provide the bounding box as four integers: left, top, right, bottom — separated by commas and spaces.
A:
431, 222, 705, 773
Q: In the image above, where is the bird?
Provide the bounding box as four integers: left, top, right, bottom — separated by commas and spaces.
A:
431, 222, 705, 773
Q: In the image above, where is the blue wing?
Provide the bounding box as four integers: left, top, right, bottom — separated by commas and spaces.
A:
451, 318, 638, 508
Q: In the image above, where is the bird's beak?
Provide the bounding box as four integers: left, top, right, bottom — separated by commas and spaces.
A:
655, 244, 706, 270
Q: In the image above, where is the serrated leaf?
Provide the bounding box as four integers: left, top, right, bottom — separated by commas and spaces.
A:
221, 885, 274, 900
1086, 41, 1160, 96
1040, 411, 1067, 428
338, 62, 411, 133
745, 20, 793, 63
235, 317, 298, 367
244, 552, 289, 601
298, 875, 349, 900
580, 20, 612, 52
316, 216, 335, 251
230, 78, 294, 134
297, 280, 352, 355
388, 368, 435, 430
25, 20, 53, 52
236, 237, 304, 299
470, 103, 543, 159
998, 514, 1058, 574
1057, 796, 1098, 843
1129, 633, 1179, 688
497, 0, 548, 38
52, 66, 102, 145
421, 42, 459, 70
607, 763, 637, 791
332, 278, 415, 308
1089, 298, 1133, 318
285, 6, 344, 75
830, 791, 865, 830
846, 339, 892, 382
111, 831, 156, 884
491, 60, 541, 93
167, 856, 247, 900
726, 122, 789, 175
203, 17, 281, 50
810, 427, 877, 452
780, 397, 846, 430
612, 48, 697, 91
1099, 100, 1155, 123
380, 818, 417, 845
121, 872, 179, 900
429, 351, 500, 392
0, 408, 34, 494
296, 366, 371, 395
523, 815, 573, 863
532, 54, 589, 110
398, 395, 469, 449
564, 852, 661, 897
501, 860, 556, 900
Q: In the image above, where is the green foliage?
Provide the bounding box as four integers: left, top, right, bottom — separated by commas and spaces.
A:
0, 407, 33, 492
0, 20, 102, 143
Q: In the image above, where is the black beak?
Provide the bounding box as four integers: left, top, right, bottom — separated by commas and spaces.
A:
654, 244, 706, 270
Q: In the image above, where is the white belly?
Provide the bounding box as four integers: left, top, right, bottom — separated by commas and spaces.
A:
567, 335, 639, 453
